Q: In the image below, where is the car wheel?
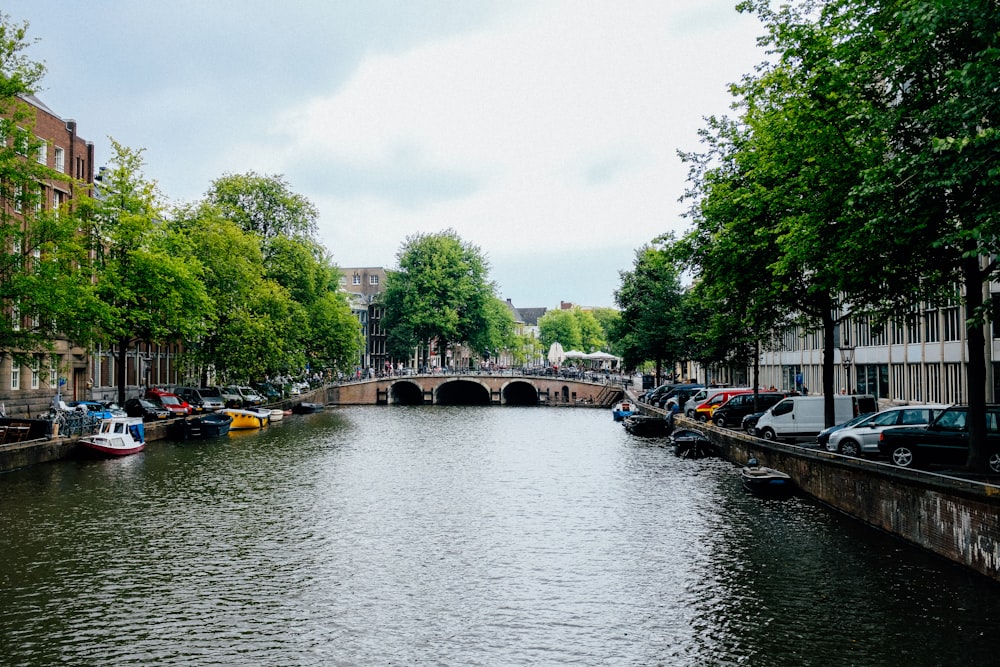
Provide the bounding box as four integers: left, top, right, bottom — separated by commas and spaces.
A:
839, 439, 861, 457
989, 452, 1000, 474
714, 415, 726, 428
891, 445, 916, 468
698, 413, 708, 422
686, 410, 695, 419
761, 427, 777, 441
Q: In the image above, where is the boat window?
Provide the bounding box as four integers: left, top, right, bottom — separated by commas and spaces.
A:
114, 423, 124, 433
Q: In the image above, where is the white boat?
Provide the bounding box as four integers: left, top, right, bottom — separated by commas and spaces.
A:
77, 417, 146, 457
221, 408, 269, 430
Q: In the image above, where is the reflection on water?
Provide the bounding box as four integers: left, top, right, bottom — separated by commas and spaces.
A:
1, 406, 998, 665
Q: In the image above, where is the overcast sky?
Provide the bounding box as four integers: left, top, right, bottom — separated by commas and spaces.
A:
7, 1, 764, 309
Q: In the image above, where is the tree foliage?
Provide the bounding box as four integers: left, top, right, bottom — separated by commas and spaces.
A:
611, 242, 686, 379
381, 229, 504, 364
205, 172, 319, 242
78, 140, 211, 403
0, 14, 103, 368
678, 0, 1000, 466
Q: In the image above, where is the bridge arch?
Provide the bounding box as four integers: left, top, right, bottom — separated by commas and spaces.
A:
502, 380, 539, 406
435, 379, 491, 405
390, 380, 425, 405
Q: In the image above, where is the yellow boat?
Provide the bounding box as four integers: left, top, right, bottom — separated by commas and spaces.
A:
221, 408, 269, 430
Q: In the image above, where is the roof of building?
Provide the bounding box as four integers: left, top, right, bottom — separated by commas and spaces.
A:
517, 307, 547, 326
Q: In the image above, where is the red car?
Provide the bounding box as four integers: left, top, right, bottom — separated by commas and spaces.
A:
145, 388, 193, 417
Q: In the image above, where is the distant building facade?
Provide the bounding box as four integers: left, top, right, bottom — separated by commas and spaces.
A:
339, 267, 387, 374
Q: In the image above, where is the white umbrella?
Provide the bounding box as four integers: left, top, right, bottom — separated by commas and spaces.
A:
547, 342, 565, 365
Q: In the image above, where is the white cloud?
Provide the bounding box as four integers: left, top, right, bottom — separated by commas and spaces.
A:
228, 0, 763, 292
7, 0, 764, 306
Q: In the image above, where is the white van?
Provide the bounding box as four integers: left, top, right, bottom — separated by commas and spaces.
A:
755, 395, 878, 443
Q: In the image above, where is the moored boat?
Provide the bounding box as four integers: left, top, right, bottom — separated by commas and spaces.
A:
291, 402, 324, 414
612, 401, 635, 421
269, 409, 285, 422
77, 416, 146, 457
671, 429, 715, 458
221, 408, 269, 430
623, 414, 669, 437
741, 458, 794, 498
171, 412, 234, 440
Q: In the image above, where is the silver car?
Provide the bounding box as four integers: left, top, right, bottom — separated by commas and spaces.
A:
826, 404, 948, 457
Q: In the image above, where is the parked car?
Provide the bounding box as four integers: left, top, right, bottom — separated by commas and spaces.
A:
64, 400, 117, 420
145, 388, 193, 417
694, 388, 756, 422
235, 385, 264, 406
660, 385, 704, 410
215, 386, 244, 407
710, 392, 788, 429
174, 386, 225, 412
815, 412, 877, 449
124, 397, 171, 421
253, 382, 283, 402
680, 387, 745, 418
826, 404, 948, 457
878, 404, 1000, 472
742, 410, 767, 435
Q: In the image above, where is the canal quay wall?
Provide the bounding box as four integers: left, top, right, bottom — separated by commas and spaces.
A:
654, 408, 1000, 582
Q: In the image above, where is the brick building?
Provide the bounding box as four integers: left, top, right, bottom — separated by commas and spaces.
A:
1, 95, 95, 416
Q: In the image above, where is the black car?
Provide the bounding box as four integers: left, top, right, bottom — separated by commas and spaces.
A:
710, 392, 787, 429
878, 404, 1000, 472
742, 410, 767, 435
124, 397, 171, 421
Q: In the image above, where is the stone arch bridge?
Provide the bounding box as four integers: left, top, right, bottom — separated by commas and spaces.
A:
322, 374, 624, 407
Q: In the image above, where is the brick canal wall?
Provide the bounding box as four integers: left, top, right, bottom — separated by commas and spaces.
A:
691, 417, 1000, 582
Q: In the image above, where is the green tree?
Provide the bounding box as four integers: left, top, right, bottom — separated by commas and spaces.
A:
537, 309, 582, 353
0, 14, 104, 369
79, 140, 211, 403
205, 172, 318, 241
611, 242, 685, 381
381, 229, 499, 366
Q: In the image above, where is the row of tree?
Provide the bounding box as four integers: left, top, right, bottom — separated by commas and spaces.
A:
612, 0, 1000, 468
1, 15, 362, 404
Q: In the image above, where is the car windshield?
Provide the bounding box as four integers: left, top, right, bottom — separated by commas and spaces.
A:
160, 396, 180, 405
935, 410, 967, 430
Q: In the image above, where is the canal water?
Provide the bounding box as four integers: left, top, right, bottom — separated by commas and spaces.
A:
1, 406, 998, 666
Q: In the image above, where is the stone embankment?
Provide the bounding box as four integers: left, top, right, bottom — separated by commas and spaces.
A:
632, 396, 1000, 582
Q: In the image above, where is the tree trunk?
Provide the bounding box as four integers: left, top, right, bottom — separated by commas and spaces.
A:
821, 310, 837, 428
963, 255, 988, 470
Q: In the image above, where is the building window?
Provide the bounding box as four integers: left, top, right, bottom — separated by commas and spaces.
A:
943, 304, 961, 342
49, 355, 59, 388
54, 146, 65, 172
30, 356, 40, 389
11, 362, 20, 390
352, 273, 361, 285
52, 190, 63, 216
11, 305, 20, 331
369, 274, 379, 286
36, 138, 47, 165
924, 307, 939, 343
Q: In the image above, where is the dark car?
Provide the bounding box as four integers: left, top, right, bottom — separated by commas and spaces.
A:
658, 385, 704, 410
124, 397, 171, 421
711, 392, 788, 429
742, 410, 766, 434
878, 404, 1000, 472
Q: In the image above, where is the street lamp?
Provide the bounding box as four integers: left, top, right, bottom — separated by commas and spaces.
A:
839, 339, 855, 394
